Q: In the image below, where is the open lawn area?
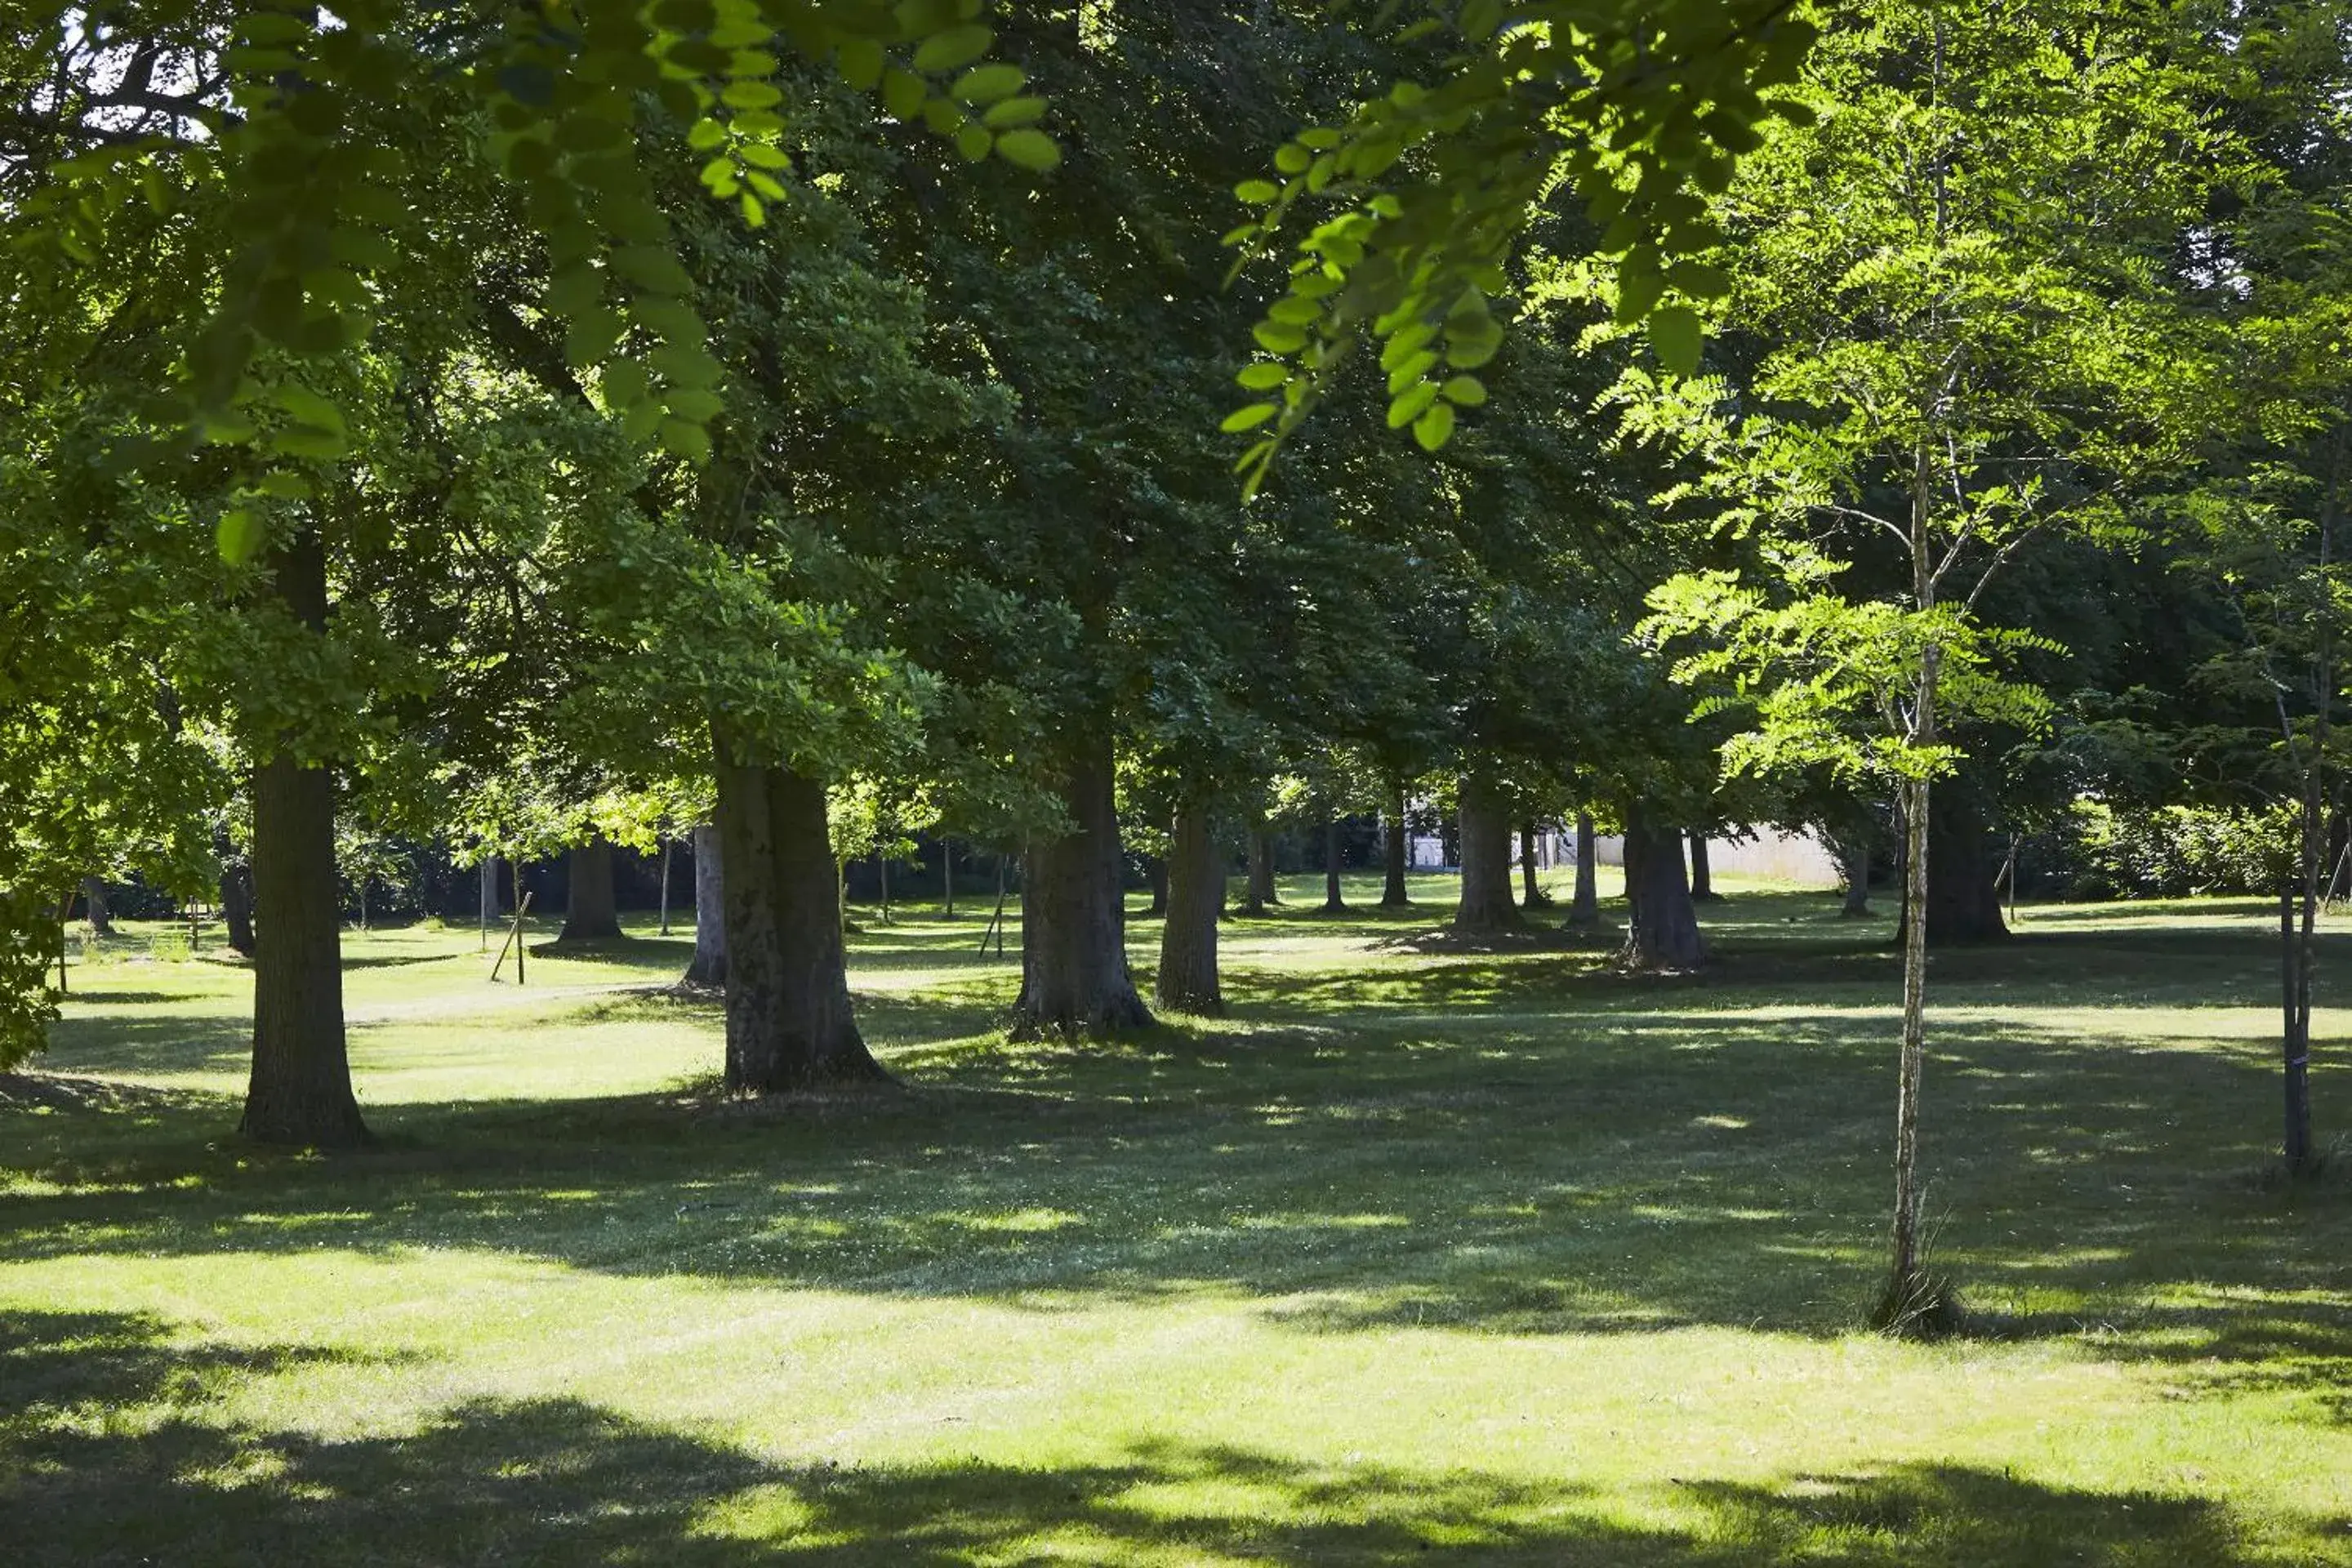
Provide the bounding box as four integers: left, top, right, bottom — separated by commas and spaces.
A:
4, 875, 2348, 1566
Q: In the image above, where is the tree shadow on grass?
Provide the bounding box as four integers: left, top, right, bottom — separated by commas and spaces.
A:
6, 1005, 2344, 1428
2, 1309, 2308, 1568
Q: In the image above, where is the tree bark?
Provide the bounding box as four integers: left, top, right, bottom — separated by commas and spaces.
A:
685, 822, 726, 986
239, 532, 367, 1148
1244, 826, 1280, 915
1881, 773, 1936, 1317
1619, 807, 1705, 970
1568, 813, 1599, 925
1838, 836, 1873, 917
1155, 805, 1223, 1013
658, 840, 673, 935
1321, 810, 1347, 913
713, 750, 882, 1092
1013, 734, 1152, 1037
1518, 825, 1553, 909
1144, 854, 1169, 917
1899, 785, 2008, 946
1689, 832, 1720, 901
221, 862, 256, 957
80, 877, 112, 935
1382, 783, 1412, 906
1453, 773, 1522, 934
478, 856, 501, 944
559, 836, 623, 942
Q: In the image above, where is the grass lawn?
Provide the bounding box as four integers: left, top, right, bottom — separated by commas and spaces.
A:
3, 872, 2348, 1565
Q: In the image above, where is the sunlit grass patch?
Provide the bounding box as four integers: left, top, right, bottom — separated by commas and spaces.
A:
2, 889, 2347, 1563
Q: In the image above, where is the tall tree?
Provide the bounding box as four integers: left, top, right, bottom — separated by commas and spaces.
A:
1639, 0, 2231, 1323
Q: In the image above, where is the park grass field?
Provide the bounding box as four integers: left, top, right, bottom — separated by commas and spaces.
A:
2, 873, 2348, 1565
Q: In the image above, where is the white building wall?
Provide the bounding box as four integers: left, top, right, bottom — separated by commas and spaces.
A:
1591, 828, 1840, 888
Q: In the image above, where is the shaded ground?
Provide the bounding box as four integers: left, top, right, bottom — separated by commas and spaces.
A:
3, 875, 2346, 1565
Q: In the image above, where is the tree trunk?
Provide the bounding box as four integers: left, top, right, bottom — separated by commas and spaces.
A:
239, 532, 367, 1149
1156, 805, 1223, 1013
1322, 810, 1347, 913
1013, 735, 1152, 1036
1144, 854, 1169, 917
1244, 826, 1279, 915
685, 822, 726, 986
478, 855, 501, 947
80, 877, 112, 935
1451, 773, 1521, 934
1878, 773, 1936, 1325
1382, 783, 1411, 906
713, 751, 882, 1092
1899, 786, 2008, 946
1568, 813, 1599, 925
1689, 832, 1720, 901
560, 836, 622, 942
1839, 837, 1873, 917
1518, 825, 1552, 909
221, 862, 256, 957
658, 840, 673, 935
943, 838, 956, 919
1619, 807, 1705, 969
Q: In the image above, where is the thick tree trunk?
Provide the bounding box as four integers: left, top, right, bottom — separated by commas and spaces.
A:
1519, 825, 1553, 909
1382, 784, 1411, 906
1837, 835, 1873, 917
1322, 811, 1347, 913
560, 836, 623, 942
1619, 808, 1705, 970
1144, 855, 1169, 917
685, 823, 726, 986
240, 532, 367, 1148
221, 862, 256, 956
1244, 826, 1280, 915
713, 751, 882, 1092
80, 877, 112, 935
1013, 736, 1152, 1037
1155, 806, 1223, 1013
1569, 813, 1599, 925
1453, 773, 1522, 934
1689, 832, 1720, 901
1899, 786, 2008, 946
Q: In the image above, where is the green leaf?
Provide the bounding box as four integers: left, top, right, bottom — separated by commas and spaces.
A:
274, 425, 347, 461
1440, 375, 1486, 406
1236, 362, 1288, 390
1235, 180, 1280, 204
1412, 400, 1455, 451
992, 129, 1060, 172
1252, 321, 1307, 354
1649, 305, 1704, 377
720, 80, 782, 110
217, 508, 265, 563
1221, 402, 1277, 433
955, 124, 994, 162
881, 68, 926, 119
836, 38, 885, 89
657, 416, 713, 463
911, 24, 991, 74
982, 95, 1047, 128
1387, 381, 1439, 430
952, 63, 1024, 104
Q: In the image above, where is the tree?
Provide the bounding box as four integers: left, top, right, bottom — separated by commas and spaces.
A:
1637, 0, 2229, 1325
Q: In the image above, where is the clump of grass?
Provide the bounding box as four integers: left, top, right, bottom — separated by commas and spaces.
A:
1868, 1263, 1965, 1339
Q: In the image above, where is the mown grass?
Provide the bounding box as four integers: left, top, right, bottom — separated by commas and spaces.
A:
2, 871, 2347, 1566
